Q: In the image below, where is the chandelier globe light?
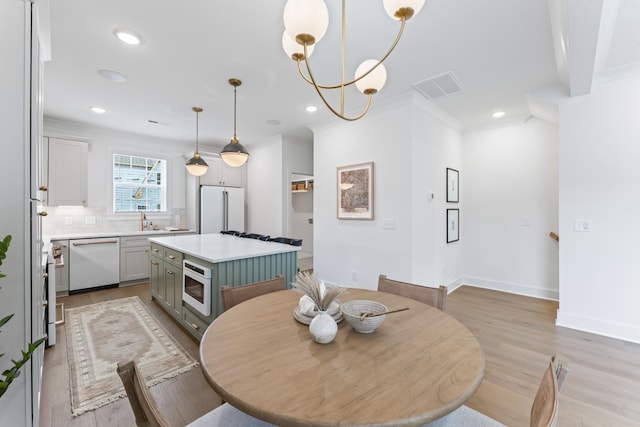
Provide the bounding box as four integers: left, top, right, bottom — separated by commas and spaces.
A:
282, 0, 425, 121
220, 78, 249, 168
185, 107, 209, 177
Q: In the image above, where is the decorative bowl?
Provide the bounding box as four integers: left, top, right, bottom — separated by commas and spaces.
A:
340, 300, 387, 333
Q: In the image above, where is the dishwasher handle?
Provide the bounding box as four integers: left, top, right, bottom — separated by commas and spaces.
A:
72, 239, 118, 246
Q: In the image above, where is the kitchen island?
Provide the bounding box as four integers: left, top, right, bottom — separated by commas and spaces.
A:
148, 233, 299, 340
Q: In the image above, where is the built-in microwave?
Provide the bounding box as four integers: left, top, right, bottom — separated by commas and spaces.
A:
182, 260, 212, 317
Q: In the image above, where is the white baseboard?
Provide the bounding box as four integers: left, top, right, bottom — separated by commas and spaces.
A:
556, 310, 640, 345
459, 276, 559, 301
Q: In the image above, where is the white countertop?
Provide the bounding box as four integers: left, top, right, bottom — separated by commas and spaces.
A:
46, 229, 194, 241
148, 233, 300, 263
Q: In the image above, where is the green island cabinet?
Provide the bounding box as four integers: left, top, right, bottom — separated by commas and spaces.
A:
149, 234, 299, 341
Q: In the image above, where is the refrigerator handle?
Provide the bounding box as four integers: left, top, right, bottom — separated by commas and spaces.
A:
223, 190, 228, 231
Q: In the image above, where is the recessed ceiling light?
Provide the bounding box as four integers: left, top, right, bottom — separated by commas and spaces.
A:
492, 111, 505, 119
114, 29, 141, 45
90, 106, 106, 114
305, 105, 318, 113
98, 69, 127, 82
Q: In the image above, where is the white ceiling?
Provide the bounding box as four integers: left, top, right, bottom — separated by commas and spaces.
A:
42, 0, 640, 147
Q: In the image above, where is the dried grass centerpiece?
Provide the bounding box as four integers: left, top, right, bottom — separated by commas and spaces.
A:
292, 271, 345, 344
292, 271, 344, 312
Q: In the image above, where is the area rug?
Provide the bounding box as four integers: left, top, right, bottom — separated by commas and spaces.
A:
65, 296, 199, 415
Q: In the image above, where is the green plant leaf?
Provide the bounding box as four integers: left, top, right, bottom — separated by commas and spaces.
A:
0, 313, 14, 329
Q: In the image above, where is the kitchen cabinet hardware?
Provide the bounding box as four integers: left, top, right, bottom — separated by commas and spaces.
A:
167, 269, 174, 275
190, 323, 201, 330
72, 239, 118, 246
38, 211, 48, 216
168, 255, 176, 260
151, 260, 159, 266
39, 185, 48, 191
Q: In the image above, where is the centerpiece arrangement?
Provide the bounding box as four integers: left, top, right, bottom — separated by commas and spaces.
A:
292, 271, 344, 344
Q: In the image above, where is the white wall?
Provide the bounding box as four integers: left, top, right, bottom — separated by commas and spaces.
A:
313, 96, 460, 289
557, 75, 640, 343
246, 136, 284, 237
462, 119, 559, 299
42, 119, 192, 235
410, 98, 464, 288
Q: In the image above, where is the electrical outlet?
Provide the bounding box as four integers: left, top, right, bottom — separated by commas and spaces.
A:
64, 216, 73, 225
85, 216, 96, 225
522, 217, 530, 226
351, 271, 358, 281
383, 219, 396, 229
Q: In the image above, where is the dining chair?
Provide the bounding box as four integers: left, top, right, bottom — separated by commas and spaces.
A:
117, 360, 171, 427
423, 354, 570, 427
220, 275, 286, 312
377, 274, 448, 311
117, 360, 275, 427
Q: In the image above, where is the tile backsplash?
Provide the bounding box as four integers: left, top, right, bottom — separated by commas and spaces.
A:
43, 206, 187, 236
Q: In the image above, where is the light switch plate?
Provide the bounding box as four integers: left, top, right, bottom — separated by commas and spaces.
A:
383, 219, 396, 229
573, 219, 592, 232
85, 215, 96, 225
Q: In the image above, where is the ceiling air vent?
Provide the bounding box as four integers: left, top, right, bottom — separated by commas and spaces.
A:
411, 71, 463, 100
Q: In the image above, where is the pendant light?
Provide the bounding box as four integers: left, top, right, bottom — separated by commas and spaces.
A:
220, 78, 249, 167
185, 107, 209, 176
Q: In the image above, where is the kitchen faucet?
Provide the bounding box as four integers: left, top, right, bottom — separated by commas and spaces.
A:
140, 212, 146, 231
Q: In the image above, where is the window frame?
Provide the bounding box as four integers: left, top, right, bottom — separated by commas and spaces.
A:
112, 153, 168, 213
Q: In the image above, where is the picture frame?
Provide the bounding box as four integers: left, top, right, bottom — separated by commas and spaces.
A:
447, 209, 459, 243
446, 167, 459, 203
337, 162, 374, 220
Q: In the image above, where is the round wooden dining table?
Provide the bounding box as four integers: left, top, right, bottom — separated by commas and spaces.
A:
199, 288, 484, 427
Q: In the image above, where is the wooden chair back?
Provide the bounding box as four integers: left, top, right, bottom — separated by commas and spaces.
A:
117, 360, 171, 427
221, 275, 286, 312
530, 355, 571, 427
377, 274, 447, 311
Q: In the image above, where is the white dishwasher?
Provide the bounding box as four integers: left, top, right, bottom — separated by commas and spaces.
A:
69, 237, 120, 292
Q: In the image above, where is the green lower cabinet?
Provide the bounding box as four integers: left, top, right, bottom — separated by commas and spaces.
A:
164, 263, 182, 317
182, 304, 214, 341
150, 242, 297, 342
149, 254, 162, 298
149, 242, 183, 320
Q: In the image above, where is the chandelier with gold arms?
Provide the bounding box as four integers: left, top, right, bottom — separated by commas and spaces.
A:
282, 0, 425, 121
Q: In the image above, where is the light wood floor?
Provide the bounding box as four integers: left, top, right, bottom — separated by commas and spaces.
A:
39, 284, 640, 427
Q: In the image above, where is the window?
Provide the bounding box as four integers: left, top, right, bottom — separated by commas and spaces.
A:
113, 154, 167, 212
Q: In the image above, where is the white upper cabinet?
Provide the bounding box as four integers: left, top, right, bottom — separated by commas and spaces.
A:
47, 137, 88, 206
199, 153, 245, 187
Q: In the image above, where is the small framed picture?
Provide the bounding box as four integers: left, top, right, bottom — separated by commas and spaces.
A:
337, 162, 374, 220
447, 209, 459, 243
446, 168, 459, 203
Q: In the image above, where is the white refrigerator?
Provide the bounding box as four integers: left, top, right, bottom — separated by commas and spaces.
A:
200, 185, 245, 234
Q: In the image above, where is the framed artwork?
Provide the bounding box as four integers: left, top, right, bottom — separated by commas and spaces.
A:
446, 167, 459, 203
337, 162, 374, 220
447, 209, 459, 243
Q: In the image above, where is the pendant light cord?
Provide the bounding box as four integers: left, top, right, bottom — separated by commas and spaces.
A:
233, 84, 237, 142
